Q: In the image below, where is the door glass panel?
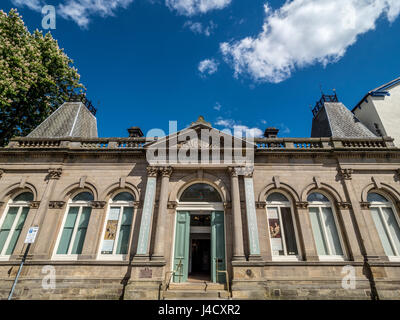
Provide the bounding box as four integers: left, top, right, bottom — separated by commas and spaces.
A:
267, 207, 284, 256
371, 207, 395, 256
381, 207, 400, 255
57, 207, 79, 254
321, 207, 343, 255
281, 207, 298, 255
309, 207, 328, 255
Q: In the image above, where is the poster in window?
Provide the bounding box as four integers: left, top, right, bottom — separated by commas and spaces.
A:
269, 218, 283, 252
102, 219, 118, 254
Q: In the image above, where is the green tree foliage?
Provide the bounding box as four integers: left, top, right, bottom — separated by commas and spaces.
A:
0, 9, 85, 146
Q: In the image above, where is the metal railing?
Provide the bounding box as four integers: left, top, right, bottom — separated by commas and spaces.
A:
162, 258, 183, 299
215, 258, 231, 299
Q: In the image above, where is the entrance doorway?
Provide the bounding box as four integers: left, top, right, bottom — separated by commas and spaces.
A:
189, 238, 211, 281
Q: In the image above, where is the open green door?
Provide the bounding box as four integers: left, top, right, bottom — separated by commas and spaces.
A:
211, 211, 226, 284
173, 211, 190, 283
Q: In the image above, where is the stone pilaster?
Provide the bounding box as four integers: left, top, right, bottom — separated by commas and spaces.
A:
242, 168, 261, 260
152, 166, 173, 261
30, 168, 63, 259
135, 166, 158, 259
228, 167, 245, 261
295, 201, 318, 261
338, 168, 386, 261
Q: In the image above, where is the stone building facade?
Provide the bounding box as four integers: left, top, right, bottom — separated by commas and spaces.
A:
0, 93, 400, 300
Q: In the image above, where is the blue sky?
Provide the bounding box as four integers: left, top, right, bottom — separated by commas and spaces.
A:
3, 0, 400, 138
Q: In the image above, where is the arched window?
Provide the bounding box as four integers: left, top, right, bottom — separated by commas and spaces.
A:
180, 184, 222, 202
266, 193, 298, 258
55, 192, 93, 257
0, 192, 33, 257
307, 192, 344, 259
368, 192, 400, 259
99, 192, 135, 257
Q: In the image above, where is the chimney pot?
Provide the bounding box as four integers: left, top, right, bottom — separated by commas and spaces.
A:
264, 127, 279, 138
127, 127, 144, 137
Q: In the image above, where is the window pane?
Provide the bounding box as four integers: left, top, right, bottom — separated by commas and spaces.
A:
13, 192, 34, 202
5, 207, 29, 255
180, 184, 222, 202
267, 193, 289, 202
367, 193, 388, 203
72, 192, 94, 202
116, 207, 133, 254
0, 207, 18, 254
101, 207, 121, 254
71, 207, 91, 254
113, 192, 135, 202
371, 207, 395, 256
57, 207, 79, 254
309, 207, 328, 255
307, 193, 329, 202
281, 207, 298, 255
267, 207, 284, 256
321, 207, 343, 255
381, 207, 400, 255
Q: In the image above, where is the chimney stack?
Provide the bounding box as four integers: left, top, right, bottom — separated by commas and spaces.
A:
127, 127, 144, 138
264, 127, 279, 138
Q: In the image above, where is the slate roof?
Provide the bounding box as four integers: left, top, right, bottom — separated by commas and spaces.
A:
27, 102, 98, 138
311, 102, 376, 138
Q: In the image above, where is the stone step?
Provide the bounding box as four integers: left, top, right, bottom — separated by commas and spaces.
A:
163, 290, 230, 300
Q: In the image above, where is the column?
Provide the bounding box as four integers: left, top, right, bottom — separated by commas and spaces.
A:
152, 166, 173, 261
295, 202, 319, 261
243, 169, 261, 260
135, 166, 158, 258
228, 167, 245, 261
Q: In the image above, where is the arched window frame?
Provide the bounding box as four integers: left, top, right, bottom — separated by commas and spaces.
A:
368, 191, 400, 261
266, 191, 301, 261
307, 191, 346, 261
52, 191, 94, 261
0, 191, 33, 260
177, 182, 224, 211
98, 192, 136, 260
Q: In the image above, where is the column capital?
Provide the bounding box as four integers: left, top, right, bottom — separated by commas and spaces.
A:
337, 202, 352, 210
30, 201, 40, 209
159, 166, 173, 178
0, 169, 4, 179
90, 201, 107, 209
167, 201, 178, 209
396, 169, 400, 181
360, 202, 371, 209
295, 201, 309, 209
227, 167, 239, 177
256, 201, 266, 209
243, 166, 254, 178
146, 166, 159, 177
48, 201, 66, 209
48, 168, 62, 180
133, 201, 141, 209
338, 168, 354, 180
223, 202, 232, 210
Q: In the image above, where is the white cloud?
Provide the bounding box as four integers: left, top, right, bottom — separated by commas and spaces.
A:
184, 20, 216, 36
221, 0, 400, 83
11, 0, 42, 11
198, 58, 219, 76
215, 118, 263, 137
166, 0, 231, 16
213, 102, 222, 111
58, 0, 134, 28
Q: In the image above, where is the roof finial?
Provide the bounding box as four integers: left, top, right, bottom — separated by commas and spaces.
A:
191, 115, 211, 127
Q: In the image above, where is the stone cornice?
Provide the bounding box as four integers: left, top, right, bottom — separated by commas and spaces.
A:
48, 168, 62, 180
295, 201, 309, 209
30, 201, 40, 209
90, 201, 107, 209
337, 202, 352, 210
48, 201, 66, 209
